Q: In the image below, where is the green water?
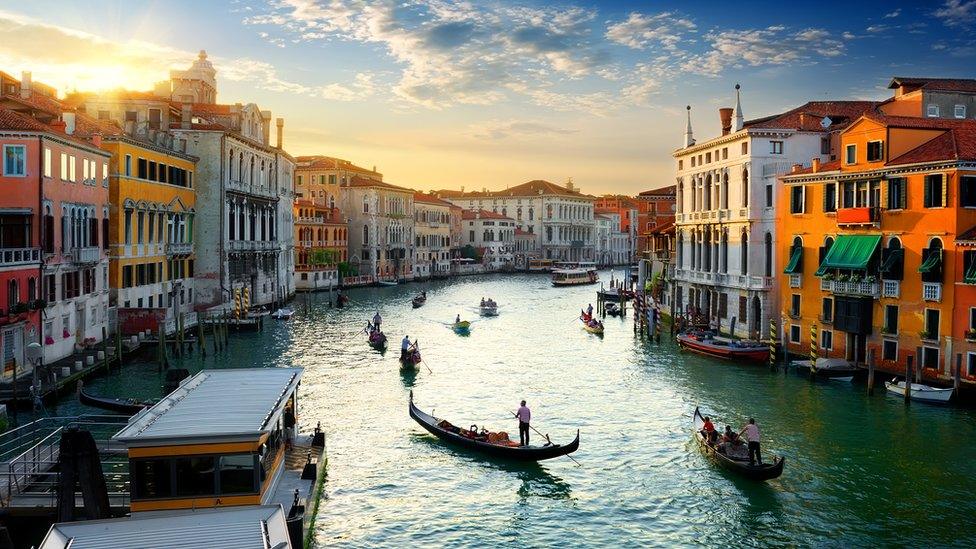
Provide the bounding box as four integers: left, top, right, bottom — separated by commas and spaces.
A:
47, 273, 976, 547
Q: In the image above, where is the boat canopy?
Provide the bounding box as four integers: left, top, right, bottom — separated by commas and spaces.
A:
815, 234, 881, 276
918, 250, 942, 273
783, 246, 802, 274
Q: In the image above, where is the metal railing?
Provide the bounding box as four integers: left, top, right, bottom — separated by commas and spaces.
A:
820, 279, 879, 297
71, 246, 101, 264
166, 242, 193, 255
923, 282, 942, 302
0, 247, 41, 267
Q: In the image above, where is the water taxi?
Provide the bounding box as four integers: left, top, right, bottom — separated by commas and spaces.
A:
552, 268, 599, 286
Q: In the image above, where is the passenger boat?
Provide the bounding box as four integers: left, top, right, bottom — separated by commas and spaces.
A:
677, 332, 769, 362
78, 387, 156, 415
452, 320, 471, 334
526, 259, 555, 272
885, 378, 954, 404
552, 268, 598, 287
401, 347, 422, 369
693, 407, 784, 481
409, 392, 580, 461
412, 293, 427, 308
790, 358, 860, 382
271, 308, 294, 320
479, 304, 498, 316
368, 330, 388, 350
336, 294, 349, 308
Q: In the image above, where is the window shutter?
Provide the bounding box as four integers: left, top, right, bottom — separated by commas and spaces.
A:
942, 174, 948, 207
801, 186, 807, 213
923, 177, 931, 208
900, 179, 907, 209
823, 184, 829, 212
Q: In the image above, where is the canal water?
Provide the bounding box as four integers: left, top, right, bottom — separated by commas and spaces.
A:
46, 272, 976, 547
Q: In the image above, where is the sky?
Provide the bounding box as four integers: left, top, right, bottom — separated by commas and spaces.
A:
0, 0, 975, 195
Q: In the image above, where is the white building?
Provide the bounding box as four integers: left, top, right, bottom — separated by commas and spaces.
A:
595, 211, 631, 266
438, 179, 596, 262
413, 192, 454, 279
342, 177, 415, 281
673, 85, 877, 338
461, 209, 515, 270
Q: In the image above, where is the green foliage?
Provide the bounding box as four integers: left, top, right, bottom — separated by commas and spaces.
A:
460, 245, 482, 261
337, 262, 356, 277
309, 249, 340, 266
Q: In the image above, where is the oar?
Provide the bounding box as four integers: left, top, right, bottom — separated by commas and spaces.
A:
510, 411, 581, 467
419, 358, 434, 375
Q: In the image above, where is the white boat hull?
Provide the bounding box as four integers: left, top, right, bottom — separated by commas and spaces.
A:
885, 380, 953, 403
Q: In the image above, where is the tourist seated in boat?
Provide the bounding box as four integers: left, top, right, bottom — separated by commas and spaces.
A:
722, 425, 739, 444
481, 297, 486, 307
700, 416, 718, 446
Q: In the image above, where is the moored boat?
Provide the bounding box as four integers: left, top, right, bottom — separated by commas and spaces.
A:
597, 287, 632, 301
693, 407, 784, 481
605, 303, 622, 317
378, 279, 398, 287
790, 358, 860, 382
885, 378, 953, 404
409, 392, 580, 461
271, 307, 294, 320
78, 387, 156, 415
552, 268, 598, 286
677, 332, 769, 362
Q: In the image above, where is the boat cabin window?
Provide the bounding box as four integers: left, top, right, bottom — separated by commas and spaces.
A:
132, 458, 173, 500
220, 454, 260, 495
176, 456, 216, 497
130, 453, 260, 501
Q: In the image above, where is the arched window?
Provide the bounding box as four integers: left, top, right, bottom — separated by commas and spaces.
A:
921, 237, 944, 283
721, 230, 729, 273
764, 232, 773, 277
27, 277, 36, 302
722, 173, 729, 209
740, 229, 749, 275
238, 153, 244, 182
363, 225, 369, 245
529, 207, 534, 221
8, 279, 18, 307
704, 174, 712, 210
742, 167, 749, 207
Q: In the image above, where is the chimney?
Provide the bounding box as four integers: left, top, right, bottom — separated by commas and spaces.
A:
791, 163, 803, 174
372, 165, 376, 172
62, 112, 76, 135
461, 186, 465, 193
276, 117, 284, 149
181, 103, 192, 129
50, 120, 67, 134
719, 108, 733, 136
20, 71, 31, 99
812, 157, 820, 173
91, 133, 102, 148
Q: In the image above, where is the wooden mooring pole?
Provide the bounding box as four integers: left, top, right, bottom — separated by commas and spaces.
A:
905, 355, 913, 405
198, 315, 207, 358
867, 348, 876, 396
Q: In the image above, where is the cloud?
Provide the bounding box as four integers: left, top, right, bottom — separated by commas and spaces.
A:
605, 12, 696, 51
469, 119, 577, 140
683, 26, 845, 77
934, 0, 976, 27
884, 8, 901, 18
318, 72, 378, 101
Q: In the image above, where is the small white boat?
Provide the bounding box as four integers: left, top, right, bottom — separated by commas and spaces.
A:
885, 378, 954, 404
479, 304, 498, 316
790, 358, 858, 382
377, 280, 398, 287
271, 308, 294, 320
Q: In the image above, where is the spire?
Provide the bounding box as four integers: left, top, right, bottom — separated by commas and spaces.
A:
683, 105, 695, 148
732, 83, 744, 132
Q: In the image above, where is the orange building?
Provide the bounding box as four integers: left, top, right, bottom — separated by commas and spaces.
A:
636, 186, 675, 257
778, 112, 976, 388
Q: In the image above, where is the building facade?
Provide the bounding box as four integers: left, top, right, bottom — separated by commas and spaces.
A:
293, 156, 353, 290
343, 176, 415, 281
594, 195, 639, 262
460, 209, 515, 270
674, 85, 877, 338
636, 185, 676, 257
413, 192, 453, 279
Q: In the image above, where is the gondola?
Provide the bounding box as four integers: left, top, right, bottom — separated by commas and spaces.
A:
579, 314, 604, 335
605, 303, 622, 317
78, 387, 156, 415
400, 348, 422, 369
368, 330, 387, 350
479, 304, 498, 316
409, 392, 580, 461
693, 407, 784, 481
412, 294, 427, 308
335, 294, 349, 308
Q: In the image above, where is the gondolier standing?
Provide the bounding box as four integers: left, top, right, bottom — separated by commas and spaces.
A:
401, 335, 412, 361
739, 418, 762, 465
517, 400, 531, 446
373, 311, 382, 329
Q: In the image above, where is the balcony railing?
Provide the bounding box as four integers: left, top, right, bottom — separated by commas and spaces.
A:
882, 280, 900, 299
71, 246, 101, 264
229, 240, 280, 252
923, 282, 942, 302
820, 279, 879, 298
836, 206, 880, 226
0, 247, 41, 267
166, 242, 193, 256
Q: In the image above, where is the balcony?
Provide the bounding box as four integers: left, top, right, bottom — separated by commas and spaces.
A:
0, 247, 41, 267
923, 282, 942, 302
836, 207, 880, 226
166, 242, 193, 256
881, 280, 900, 299
71, 246, 101, 264
820, 278, 879, 298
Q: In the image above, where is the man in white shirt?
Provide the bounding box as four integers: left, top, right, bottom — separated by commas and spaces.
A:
400, 335, 411, 361
516, 400, 531, 446
739, 418, 762, 465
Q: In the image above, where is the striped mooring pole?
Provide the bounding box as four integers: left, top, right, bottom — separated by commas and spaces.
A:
810, 323, 819, 373
242, 286, 250, 315
233, 287, 242, 319
768, 318, 776, 369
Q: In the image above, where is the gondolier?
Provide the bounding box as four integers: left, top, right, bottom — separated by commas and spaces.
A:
517, 400, 531, 446
373, 311, 383, 328
739, 418, 762, 466
401, 335, 412, 361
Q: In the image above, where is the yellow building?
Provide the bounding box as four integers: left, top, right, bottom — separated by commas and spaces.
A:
102, 135, 197, 328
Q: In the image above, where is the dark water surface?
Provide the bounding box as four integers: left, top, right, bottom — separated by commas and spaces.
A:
48, 273, 976, 548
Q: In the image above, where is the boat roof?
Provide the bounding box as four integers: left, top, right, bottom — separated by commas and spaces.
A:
553, 268, 595, 274
113, 367, 303, 446
38, 505, 291, 549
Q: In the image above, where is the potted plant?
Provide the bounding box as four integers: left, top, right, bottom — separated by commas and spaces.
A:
881, 325, 895, 335
9, 302, 28, 315
822, 273, 834, 281
864, 275, 877, 284
850, 273, 862, 283
837, 273, 850, 282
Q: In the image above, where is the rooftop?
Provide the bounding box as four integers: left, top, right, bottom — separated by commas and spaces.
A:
296, 155, 379, 175
462, 209, 513, 221
345, 175, 412, 193
888, 76, 976, 94
112, 368, 303, 445
436, 179, 593, 199
39, 505, 290, 549
413, 191, 454, 207
744, 101, 880, 132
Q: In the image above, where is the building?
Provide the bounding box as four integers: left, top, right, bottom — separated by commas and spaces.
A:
883, 77, 976, 120
636, 185, 676, 256
0, 82, 113, 366
413, 192, 453, 279
646, 221, 676, 311
293, 156, 352, 290
460, 209, 515, 270
778, 110, 976, 386
594, 195, 639, 261
342, 176, 414, 281
438, 179, 596, 262
673, 84, 878, 338
513, 229, 539, 268
595, 210, 631, 266
69, 51, 295, 310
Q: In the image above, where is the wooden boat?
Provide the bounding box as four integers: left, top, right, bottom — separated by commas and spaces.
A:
693, 407, 784, 481
580, 314, 604, 335
677, 332, 769, 362
411, 294, 427, 308
335, 294, 349, 308
271, 308, 294, 320
790, 358, 859, 382
452, 320, 471, 334
368, 330, 387, 349
479, 304, 498, 316
400, 348, 422, 368
409, 392, 580, 461
552, 268, 598, 286
378, 280, 398, 287
597, 287, 632, 301
885, 378, 953, 404
78, 387, 156, 415
605, 303, 622, 317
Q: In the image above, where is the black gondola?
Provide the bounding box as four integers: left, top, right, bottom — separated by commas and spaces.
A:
411, 294, 426, 308
409, 392, 580, 461
693, 407, 784, 481
78, 387, 156, 415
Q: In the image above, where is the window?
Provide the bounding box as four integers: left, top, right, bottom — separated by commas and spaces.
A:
922, 346, 939, 370
741, 142, 748, 155
770, 140, 783, 154
924, 309, 940, 340
60, 153, 67, 180
927, 104, 940, 117
883, 339, 898, 362
691, 157, 696, 168
820, 137, 830, 155
961, 176, 976, 208
722, 147, 728, 160
125, 111, 137, 122
764, 232, 772, 277
219, 454, 258, 495
845, 144, 856, 165
766, 184, 773, 207
790, 324, 801, 343
887, 178, 907, 209
362, 225, 369, 245
866, 141, 884, 162
705, 152, 711, 163
955, 105, 967, 119
789, 186, 805, 214
968, 353, 976, 376
884, 304, 898, 334
2, 145, 26, 176
97, 110, 110, 120
923, 174, 946, 208
43, 148, 52, 177
132, 458, 173, 500
175, 456, 215, 497
790, 294, 800, 317
970, 307, 976, 331
823, 183, 837, 212
68, 156, 76, 182
821, 330, 833, 350
677, 159, 683, 170
822, 297, 833, 323
148, 108, 161, 130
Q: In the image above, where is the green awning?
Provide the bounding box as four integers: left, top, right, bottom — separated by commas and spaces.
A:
919, 251, 942, 273
880, 249, 903, 273
815, 234, 881, 276
965, 260, 976, 284
783, 247, 802, 274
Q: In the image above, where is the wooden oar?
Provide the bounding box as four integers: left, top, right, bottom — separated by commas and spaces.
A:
510, 411, 581, 467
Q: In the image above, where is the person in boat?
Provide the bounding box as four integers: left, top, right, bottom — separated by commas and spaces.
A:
516, 400, 531, 446
283, 406, 296, 451
722, 425, 739, 444
455, 314, 461, 324
701, 416, 718, 445
400, 335, 412, 361
587, 303, 594, 317
739, 418, 762, 465
481, 297, 486, 307
373, 311, 382, 329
